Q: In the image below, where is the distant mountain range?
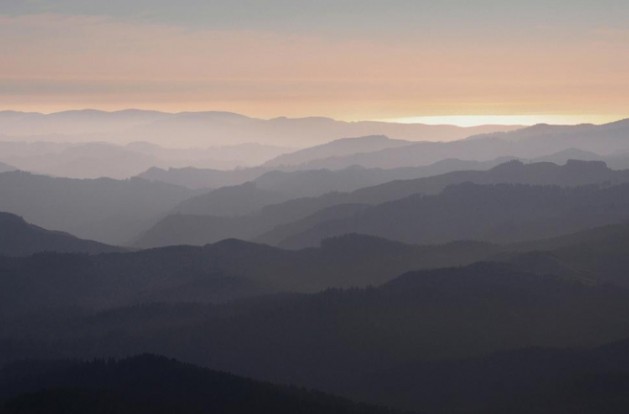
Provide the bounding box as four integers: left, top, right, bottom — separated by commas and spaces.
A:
0, 161, 629, 247
0, 141, 288, 179
0, 109, 520, 147
136, 159, 629, 248
274, 182, 629, 248
277, 120, 629, 170
135, 130, 629, 193
4, 117, 629, 182
138, 157, 516, 191
5, 111, 629, 414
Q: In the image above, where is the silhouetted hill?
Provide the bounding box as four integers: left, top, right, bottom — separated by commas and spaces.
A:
499, 222, 629, 289
137, 158, 514, 196
0, 354, 401, 414
275, 182, 629, 248
20, 216, 629, 312
129, 146, 626, 193
8, 219, 629, 412
4, 345, 629, 414
0, 171, 195, 244
0, 212, 122, 256
350, 340, 629, 413
254, 159, 519, 199
0, 234, 498, 316
264, 135, 413, 167
4, 261, 629, 408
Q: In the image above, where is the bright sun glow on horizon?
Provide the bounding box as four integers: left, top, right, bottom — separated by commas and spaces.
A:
384, 115, 622, 127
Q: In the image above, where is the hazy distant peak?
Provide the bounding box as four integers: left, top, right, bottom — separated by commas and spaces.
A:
270, 115, 336, 122
529, 122, 552, 129
335, 134, 390, 142
490, 159, 526, 170
538, 148, 602, 159
112, 109, 168, 116
53, 109, 163, 116
601, 118, 629, 129
172, 111, 253, 121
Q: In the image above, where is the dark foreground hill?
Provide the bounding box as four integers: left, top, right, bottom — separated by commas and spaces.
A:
5, 223, 629, 411
3, 276, 629, 414
4, 261, 629, 402
349, 339, 629, 414
0, 212, 122, 256
2, 350, 628, 414
0, 354, 402, 414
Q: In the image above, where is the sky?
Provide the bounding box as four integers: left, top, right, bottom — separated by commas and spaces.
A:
1, 1, 628, 125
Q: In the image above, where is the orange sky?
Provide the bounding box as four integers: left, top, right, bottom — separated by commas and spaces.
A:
1, 3, 628, 125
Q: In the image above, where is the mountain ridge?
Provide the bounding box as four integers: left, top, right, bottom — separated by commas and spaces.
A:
0, 212, 122, 256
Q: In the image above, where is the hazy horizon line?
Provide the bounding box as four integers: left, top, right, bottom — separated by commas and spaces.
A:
1, 107, 627, 128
